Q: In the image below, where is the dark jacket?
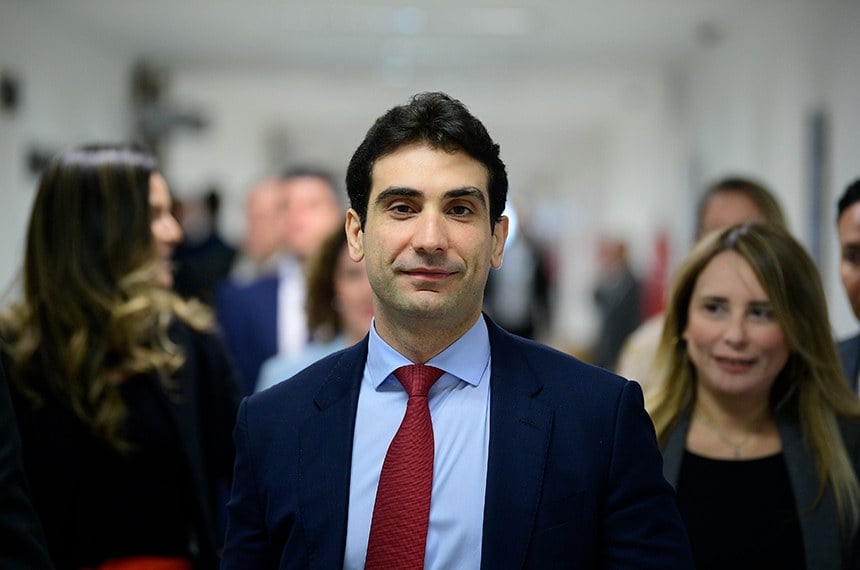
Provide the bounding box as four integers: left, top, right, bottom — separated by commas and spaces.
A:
8, 322, 241, 570
222, 316, 693, 569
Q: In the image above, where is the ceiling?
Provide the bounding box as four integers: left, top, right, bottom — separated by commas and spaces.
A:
39, 0, 805, 75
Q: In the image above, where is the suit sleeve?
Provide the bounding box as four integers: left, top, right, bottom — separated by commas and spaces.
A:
221, 398, 273, 569
0, 361, 54, 570
602, 381, 694, 569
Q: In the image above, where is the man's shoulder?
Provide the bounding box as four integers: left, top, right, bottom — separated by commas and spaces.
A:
490, 324, 629, 396
216, 275, 279, 313
245, 342, 364, 417
838, 331, 860, 351
218, 274, 278, 298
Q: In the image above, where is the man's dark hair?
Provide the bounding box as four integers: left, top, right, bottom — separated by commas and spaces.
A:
345, 92, 508, 229
282, 165, 338, 191
837, 178, 860, 221
694, 176, 786, 239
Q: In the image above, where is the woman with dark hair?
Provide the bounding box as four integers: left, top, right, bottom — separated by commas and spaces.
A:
648, 222, 860, 569
1, 144, 241, 570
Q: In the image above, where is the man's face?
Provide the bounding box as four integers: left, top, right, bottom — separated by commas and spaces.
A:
838, 201, 860, 321
282, 176, 342, 260
345, 142, 507, 331
698, 191, 765, 240
244, 182, 286, 261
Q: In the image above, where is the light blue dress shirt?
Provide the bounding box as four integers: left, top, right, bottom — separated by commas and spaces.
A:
343, 316, 492, 570
255, 337, 349, 393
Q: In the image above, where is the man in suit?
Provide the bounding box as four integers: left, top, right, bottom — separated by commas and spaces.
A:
836, 178, 860, 393
216, 168, 343, 394
222, 92, 693, 569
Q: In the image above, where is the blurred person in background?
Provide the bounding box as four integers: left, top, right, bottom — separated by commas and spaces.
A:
616, 176, 787, 389
0, 359, 53, 570
836, 179, 860, 394
172, 187, 237, 305
1, 144, 241, 570
483, 201, 551, 340
256, 228, 373, 392
228, 177, 288, 284
591, 235, 642, 369
648, 222, 860, 570
216, 167, 343, 395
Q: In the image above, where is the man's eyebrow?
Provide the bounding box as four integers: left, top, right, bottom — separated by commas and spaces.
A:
374, 187, 421, 206
445, 187, 487, 210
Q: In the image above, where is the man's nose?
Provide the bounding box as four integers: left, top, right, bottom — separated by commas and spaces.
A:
412, 210, 448, 254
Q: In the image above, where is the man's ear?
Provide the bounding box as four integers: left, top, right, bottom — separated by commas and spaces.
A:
490, 215, 509, 269
345, 209, 365, 262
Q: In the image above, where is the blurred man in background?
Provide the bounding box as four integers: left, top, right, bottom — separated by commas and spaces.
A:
592, 235, 641, 370
216, 168, 343, 394
230, 177, 290, 283
836, 178, 860, 394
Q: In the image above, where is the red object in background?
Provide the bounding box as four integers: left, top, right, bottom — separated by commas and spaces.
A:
642, 231, 669, 318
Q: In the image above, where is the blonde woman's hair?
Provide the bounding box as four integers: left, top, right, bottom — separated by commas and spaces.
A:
1, 144, 212, 451
648, 222, 860, 531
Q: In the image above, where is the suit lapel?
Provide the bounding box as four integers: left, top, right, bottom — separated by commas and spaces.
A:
481, 321, 553, 570
298, 340, 367, 568
778, 417, 842, 570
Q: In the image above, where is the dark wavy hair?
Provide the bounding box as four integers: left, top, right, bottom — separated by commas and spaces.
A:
345, 92, 508, 230
1, 144, 211, 450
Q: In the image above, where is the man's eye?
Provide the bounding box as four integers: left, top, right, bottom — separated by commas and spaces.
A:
843, 249, 860, 265
449, 205, 472, 216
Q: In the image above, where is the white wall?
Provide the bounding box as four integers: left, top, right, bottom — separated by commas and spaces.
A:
0, 0, 134, 301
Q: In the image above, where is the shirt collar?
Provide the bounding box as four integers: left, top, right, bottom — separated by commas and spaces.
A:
366, 315, 490, 389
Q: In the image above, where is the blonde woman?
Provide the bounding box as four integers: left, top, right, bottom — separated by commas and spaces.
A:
2, 145, 240, 570
648, 222, 860, 569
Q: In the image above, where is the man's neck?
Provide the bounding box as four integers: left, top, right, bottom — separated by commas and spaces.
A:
373, 311, 482, 364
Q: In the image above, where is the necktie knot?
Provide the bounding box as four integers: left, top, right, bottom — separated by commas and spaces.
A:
394, 364, 444, 398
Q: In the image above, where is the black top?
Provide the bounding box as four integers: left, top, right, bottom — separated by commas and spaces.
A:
676, 450, 805, 570
0, 358, 53, 569
8, 322, 241, 570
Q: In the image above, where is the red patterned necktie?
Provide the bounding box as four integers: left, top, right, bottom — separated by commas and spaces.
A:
365, 364, 444, 570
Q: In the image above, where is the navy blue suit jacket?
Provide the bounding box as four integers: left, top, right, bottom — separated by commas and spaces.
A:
222, 317, 693, 569
838, 332, 860, 393
216, 276, 279, 395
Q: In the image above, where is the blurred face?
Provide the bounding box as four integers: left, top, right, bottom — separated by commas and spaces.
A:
345, 143, 508, 332
333, 246, 374, 342
282, 176, 342, 260
245, 182, 286, 261
698, 191, 765, 239
149, 173, 182, 287
683, 250, 789, 402
838, 201, 860, 321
